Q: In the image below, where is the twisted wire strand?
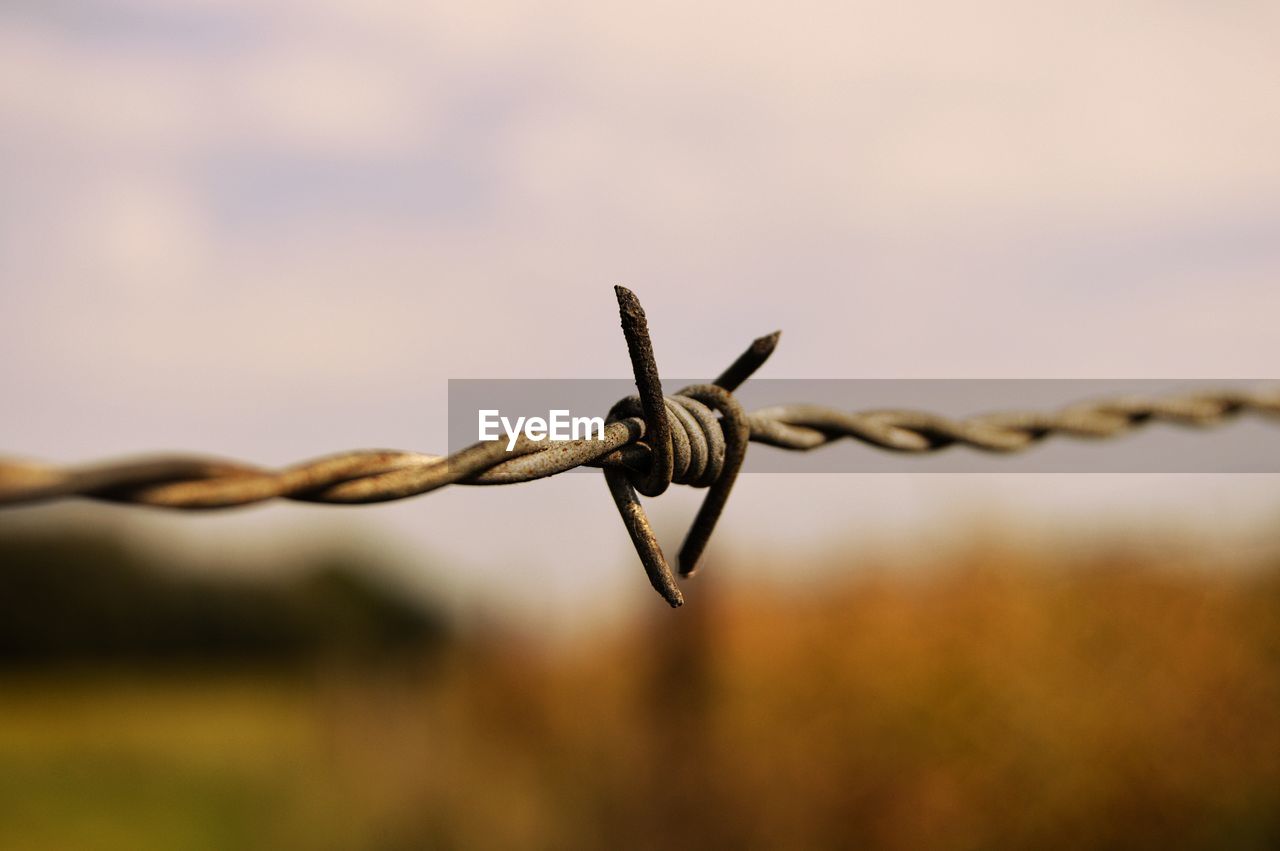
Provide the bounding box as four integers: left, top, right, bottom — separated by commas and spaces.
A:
749, 389, 1280, 454
3, 284, 1279, 608
2, 388, 1277, 510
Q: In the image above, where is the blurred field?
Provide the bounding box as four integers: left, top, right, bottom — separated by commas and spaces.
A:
1, 530, 1279, 850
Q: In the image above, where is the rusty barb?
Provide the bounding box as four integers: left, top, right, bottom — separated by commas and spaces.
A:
2, 287, 1279, 607
603, 286, 771, 605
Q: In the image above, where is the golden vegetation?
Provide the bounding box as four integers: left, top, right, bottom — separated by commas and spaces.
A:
1, 538, 1278, 849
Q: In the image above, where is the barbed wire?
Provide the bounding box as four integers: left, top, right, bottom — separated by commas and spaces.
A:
2, 286, 1278, 606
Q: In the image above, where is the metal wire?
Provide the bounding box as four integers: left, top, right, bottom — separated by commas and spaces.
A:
2, 286, 1278, 606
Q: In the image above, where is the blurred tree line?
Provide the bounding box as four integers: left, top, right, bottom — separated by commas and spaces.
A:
0, 525, 449, 668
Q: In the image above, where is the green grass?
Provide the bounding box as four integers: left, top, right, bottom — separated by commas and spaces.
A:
0, 674, 331, 851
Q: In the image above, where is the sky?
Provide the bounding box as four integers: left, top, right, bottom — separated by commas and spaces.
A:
2, 0, 1279, 626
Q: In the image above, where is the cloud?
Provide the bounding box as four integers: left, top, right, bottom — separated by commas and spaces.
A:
2, 0, 1279, 620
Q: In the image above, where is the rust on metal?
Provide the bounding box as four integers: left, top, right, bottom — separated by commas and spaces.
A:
1, 287, 1279, 606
